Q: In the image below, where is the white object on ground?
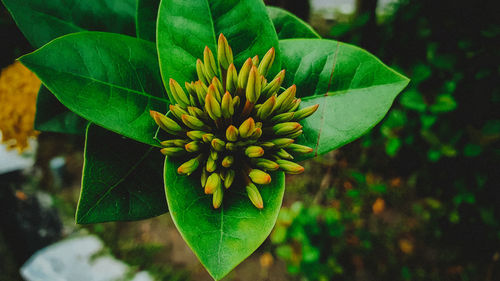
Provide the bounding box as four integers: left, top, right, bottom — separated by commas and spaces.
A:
20, 235, 153, 281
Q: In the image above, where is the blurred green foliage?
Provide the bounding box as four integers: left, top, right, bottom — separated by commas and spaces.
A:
272, 0, 499, 280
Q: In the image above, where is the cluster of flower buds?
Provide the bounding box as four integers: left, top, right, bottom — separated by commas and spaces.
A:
151, 33, 318, 209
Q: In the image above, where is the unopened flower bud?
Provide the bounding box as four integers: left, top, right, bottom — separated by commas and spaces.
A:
217, 33, 233, 69
169, 104, 188, 120
196, 59, 209, 85
232, 95, 240, 108
185, 81, 197, 97
276, 159, 304, 174
209, 149, 219, 160
275, 85, 296, 113
203, 46, 217, 79
245, 146, 264, 158
288, 98, 301, 112
249, 169, 271, 185
246, 183, 263, 209
186, 130, 206, 141
221, 92, 234, 118
169, 78, 190, 107
211, 138, 225, 151
261, 70, 285, 98
246, 66, 261, 103
260, 142, 275, 149
205, 89, 222, 120
211, 77, 223, 102
237, 58, 253, 90
187, 106, 207, 120
293, 104, 320, 121
201, 169, 208, 188
258, 47, 275, 77
257, 95, 276, 120
276, 148, 294, 160
287, 144, 314, 154
160, 147, 186, 157
226, 63, 238, 94
160, 139, 187, 147
225, 142, 236, 151
194, 81, 207, 106
222, 155, 234, 168
224, 169, 235, 188
150, 110, 184, 135
284, 129, 303, 139
185, 141, 202, 152
202, 133, 214, 143
271, 112, 295, 123
272, 122, 302, 136
212, 184, 223, 209
249, 127, 262, 140
206, 157, 216, 172
177, 155, 202, 175
226, 125, 239, 142
181, 114, 209, 130
251, 55, 259, 66
239, 117, 255, 138
205, 172, 221, 194
271, 138, 294, 148
252, 158, 279, 171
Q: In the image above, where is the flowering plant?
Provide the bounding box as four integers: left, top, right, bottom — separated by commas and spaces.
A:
3, 0, 409, 279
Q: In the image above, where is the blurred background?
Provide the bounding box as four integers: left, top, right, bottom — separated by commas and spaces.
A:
1, 0, 499, 280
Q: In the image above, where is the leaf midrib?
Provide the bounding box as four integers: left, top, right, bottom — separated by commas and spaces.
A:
301, 80, 410, 102
24, 60, 168, 103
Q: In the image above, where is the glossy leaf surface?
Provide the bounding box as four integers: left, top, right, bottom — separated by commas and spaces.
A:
157, 0, 280, 100
76, 124, 168, 224
1, 0, 136, 48
34, 86, 87, 134
2, 0, 136, 134
266, 6, 320, 39
136, 0, 160, 42
19, 32, 169, 147
279, 39, 410, 160
164, 158, 285, 280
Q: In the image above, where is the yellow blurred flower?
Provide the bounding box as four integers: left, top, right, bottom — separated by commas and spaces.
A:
0, 61, 40, 152
398, 238, 414, 254
372, 197, 385, 214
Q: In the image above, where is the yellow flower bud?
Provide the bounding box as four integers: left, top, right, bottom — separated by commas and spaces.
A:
246, 183, 263, 209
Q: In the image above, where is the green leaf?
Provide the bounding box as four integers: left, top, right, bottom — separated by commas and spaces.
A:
1, 0, 138, 135
1, 0, 136, 48
400, 88, 427, 112
164, 158, 285, 280
76, 124, 168, 224
279, 39, 410, 160
157, 0, 280, 100
266, 6, 320, 39
136, 0, 160, 42
429, 94, 457, 113
19, 32, 169, 147
34, 86, 87, 134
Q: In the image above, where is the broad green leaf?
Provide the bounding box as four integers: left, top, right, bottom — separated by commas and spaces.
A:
157, 0, 280, 100
76, 124, 168, 224
164, 158, 285, 280
1, 0, 136, 48
266, 6, 320, 39
2, 0, 139, 135
279, 39, 410, 160
2, 0, 137, 134
136, 0, 160, 42
34, 86, 87, 134
19, 32, 169, 147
